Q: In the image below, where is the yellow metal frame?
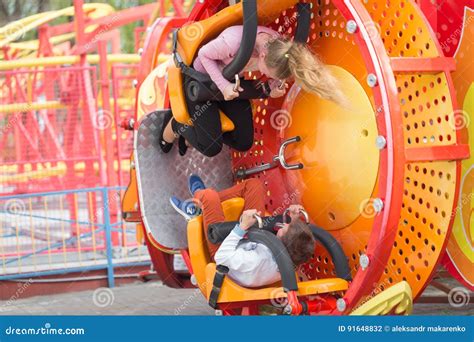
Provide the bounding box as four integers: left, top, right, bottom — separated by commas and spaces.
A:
350, 281, 413, 316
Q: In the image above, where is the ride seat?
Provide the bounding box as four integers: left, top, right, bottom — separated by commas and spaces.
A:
205, 263, 348, 303
168, 0, 300, 131
186, 197, 349, 308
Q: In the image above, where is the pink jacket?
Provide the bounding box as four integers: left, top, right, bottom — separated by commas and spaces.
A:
193, 25, 281, 94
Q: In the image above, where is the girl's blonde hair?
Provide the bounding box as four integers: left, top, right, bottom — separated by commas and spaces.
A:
265, 37, 346, 106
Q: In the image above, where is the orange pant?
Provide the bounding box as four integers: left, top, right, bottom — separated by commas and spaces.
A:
194, 178, 265, 258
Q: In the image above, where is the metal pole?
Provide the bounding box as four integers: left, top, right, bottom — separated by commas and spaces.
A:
103, 188, 115, 288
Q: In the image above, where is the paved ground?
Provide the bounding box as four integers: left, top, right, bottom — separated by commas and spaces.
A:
0, 278, 472, 315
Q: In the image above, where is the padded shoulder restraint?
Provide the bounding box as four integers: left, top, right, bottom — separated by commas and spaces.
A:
207, 215, 284, 244
294, 3, 311, 43
208, 221, 352, 281
309, 224, 352, 281
209, 228, 298, 309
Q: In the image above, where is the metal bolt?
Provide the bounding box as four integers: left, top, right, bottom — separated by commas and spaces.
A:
367, 73, 378, 87
134, 202, 139, 210
336, 298, 347, 312
138, 48, 143, 56
360, 254, 370, 270
130, 161, 135, 170
215, 310, 223, 316
190, 274, 197, 286
373, 198, 384, 213
128, 118, 135, 129
133, 79, 138, 88
346, 20, 358, 34
283, 305, 293, 315
375, 135, 387, 149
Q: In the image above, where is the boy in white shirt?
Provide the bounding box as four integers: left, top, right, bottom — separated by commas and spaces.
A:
214, 205, 315, 288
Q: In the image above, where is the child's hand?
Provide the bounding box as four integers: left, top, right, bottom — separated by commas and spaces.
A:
240, 209, 261, 230
288, 204, 304, 220
223, 83, 243, 101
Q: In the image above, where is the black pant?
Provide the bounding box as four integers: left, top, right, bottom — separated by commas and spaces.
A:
172, 98, 254, 157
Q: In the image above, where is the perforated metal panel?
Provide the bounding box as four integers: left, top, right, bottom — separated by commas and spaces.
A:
135, 110, 233, 250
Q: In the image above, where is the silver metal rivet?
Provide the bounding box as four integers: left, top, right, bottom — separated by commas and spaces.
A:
134, 202, 138, 210
346, 20, 358, 34
133, 79, 138, 88
336, 298, 347, 312
215, 310, 223, 316
190, 274, 197, 286
367, 73, 378, 87
283, 305, 293, 315
375, 135, 387, 149
373, 198, 384, 213
138, 48, 143, 56
130, 161, 135, 170
360, 254, 370, 270
128, 118, 135, 129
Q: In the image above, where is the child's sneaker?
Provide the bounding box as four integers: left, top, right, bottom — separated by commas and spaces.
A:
169, 196, 201, 221
188, 174, 206, 196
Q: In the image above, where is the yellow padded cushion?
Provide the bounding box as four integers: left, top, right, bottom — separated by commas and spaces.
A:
221, 197, 245, 220
187, 197, 245, 296
219, 111, 235, 132
168, 65, 189, 125
205, 263, 349, 304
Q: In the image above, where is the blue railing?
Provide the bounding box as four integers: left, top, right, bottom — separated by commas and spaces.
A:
0, 187, 150, 287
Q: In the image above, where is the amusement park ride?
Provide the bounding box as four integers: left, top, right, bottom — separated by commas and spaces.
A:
0, 0, 471, 315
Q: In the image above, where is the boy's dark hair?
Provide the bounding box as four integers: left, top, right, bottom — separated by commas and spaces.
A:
280, 220, 316, 267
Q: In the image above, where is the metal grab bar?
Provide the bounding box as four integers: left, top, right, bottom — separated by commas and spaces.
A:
235, 136, 303, 179
282, 208, 310, 224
